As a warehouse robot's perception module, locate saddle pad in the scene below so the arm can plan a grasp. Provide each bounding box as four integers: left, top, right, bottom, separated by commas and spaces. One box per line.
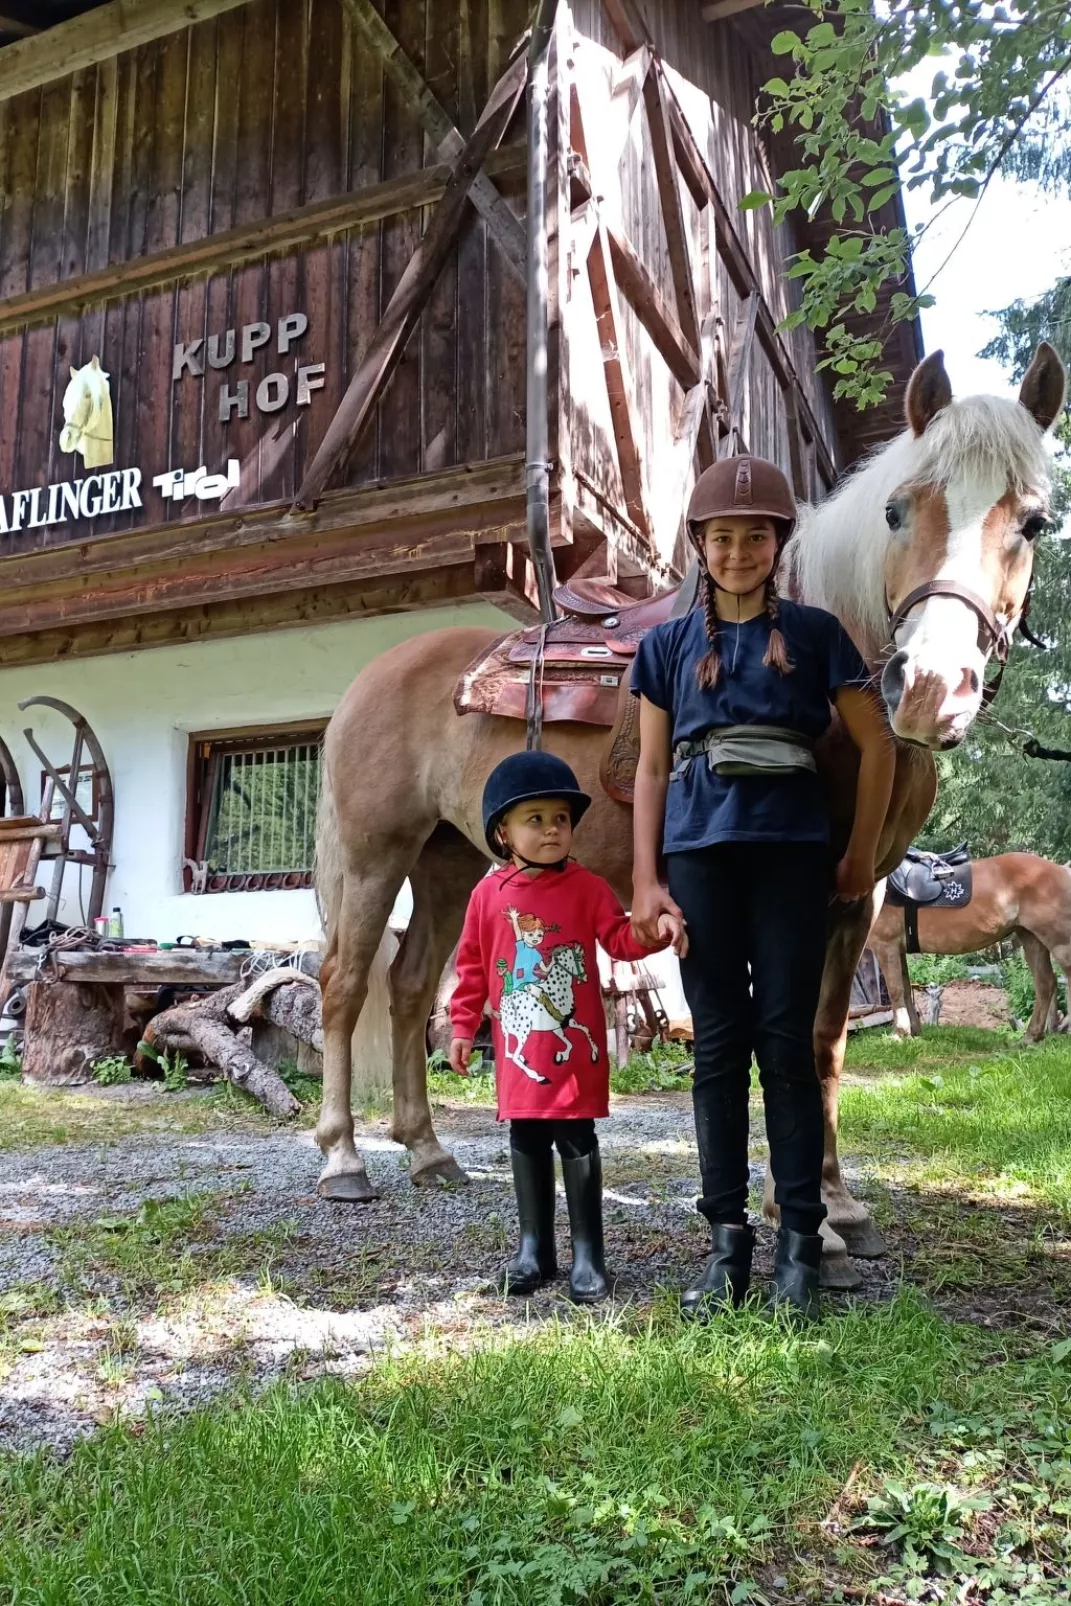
600, 684, 641, 804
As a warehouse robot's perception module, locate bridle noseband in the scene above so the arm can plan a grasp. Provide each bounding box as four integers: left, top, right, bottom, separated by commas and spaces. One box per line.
886, 580, 1015, 709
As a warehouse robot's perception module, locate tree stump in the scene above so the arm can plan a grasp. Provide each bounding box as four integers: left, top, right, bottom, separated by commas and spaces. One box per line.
21, 980, 127, 1086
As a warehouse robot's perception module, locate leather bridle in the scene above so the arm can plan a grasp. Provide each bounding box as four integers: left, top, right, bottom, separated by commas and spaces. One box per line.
886, 579, 1016, 710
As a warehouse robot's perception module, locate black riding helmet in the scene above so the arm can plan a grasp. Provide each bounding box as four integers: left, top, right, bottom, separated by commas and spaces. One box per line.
482, 752, 592, 859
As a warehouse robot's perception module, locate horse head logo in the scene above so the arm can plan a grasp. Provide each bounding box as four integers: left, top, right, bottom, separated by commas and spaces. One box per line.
59, 356, 114, 469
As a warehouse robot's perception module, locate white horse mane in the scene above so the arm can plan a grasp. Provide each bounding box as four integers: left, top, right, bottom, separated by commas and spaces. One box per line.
786, 394, 1053, 658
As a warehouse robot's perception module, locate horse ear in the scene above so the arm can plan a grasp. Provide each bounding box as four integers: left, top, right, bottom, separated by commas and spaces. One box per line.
1018, 341, 1066, 433
905, 350, 953, 437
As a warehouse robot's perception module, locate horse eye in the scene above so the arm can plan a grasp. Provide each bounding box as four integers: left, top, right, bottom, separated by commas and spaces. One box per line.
885, 503, 902, 532
1021, 513, 1047, 542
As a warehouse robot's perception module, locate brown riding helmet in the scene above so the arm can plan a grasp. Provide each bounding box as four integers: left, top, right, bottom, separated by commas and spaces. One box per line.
686, 456, 797, 547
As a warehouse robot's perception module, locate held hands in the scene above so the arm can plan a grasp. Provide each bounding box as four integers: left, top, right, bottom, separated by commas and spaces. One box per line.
656, 911, 689, 957
632, 880, 687, 952
835, 852, 876, 903
448, 1038, 473, 1077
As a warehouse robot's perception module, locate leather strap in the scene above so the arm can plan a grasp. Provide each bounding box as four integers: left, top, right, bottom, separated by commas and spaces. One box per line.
525, 624, 547, 751
904, 903, 920, 955
888, 579, 1009, 660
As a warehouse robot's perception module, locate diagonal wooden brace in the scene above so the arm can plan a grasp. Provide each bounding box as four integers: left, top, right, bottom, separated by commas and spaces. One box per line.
341, 0, 526, 283
292, 51, 528, 512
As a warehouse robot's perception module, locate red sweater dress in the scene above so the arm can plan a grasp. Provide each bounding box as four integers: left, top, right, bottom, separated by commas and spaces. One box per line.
450, 862, 660, 1119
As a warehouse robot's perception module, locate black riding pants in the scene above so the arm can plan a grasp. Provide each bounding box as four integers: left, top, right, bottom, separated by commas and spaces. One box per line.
510, 1118, 598, 1160
667, 841, 828, 1236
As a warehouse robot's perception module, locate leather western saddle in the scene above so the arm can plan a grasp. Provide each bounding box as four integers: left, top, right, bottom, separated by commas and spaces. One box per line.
886, 843, 973, 953
454, 575, 688, 802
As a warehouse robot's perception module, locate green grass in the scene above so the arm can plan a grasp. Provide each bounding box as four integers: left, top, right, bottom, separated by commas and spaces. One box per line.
842, 1032, 1071, 1215
428, 1042, 694, 1108
0, 1080, 273, 1150
1, 1295, 1069, 1603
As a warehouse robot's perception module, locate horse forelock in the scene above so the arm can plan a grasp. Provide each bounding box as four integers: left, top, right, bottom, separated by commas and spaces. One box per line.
787, 393, 1053, 659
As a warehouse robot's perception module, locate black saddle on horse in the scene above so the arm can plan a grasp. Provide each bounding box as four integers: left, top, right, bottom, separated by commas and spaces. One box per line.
887, 843, 972, 909
886, 844, 973, 953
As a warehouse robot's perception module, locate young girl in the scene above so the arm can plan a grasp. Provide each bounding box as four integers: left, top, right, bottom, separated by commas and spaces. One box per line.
631, 456, 894, 1321
449, 751, 684, 1303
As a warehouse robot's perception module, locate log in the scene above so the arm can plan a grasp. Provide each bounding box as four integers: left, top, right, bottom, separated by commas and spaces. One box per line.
143, 982, 300, 1117
21, 979, 128, 1086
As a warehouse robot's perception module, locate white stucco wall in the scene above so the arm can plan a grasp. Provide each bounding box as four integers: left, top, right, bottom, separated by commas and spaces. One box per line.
0, 601, 514, 945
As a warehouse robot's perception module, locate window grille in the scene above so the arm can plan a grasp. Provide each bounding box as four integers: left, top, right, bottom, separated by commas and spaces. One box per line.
186, 726, 325, 893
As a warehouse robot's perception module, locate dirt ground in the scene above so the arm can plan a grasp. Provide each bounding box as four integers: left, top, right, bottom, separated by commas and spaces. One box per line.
914, 979, 1011, 1030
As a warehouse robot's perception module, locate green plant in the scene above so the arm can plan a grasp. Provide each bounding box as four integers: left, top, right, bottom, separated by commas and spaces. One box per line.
905, 954, 973, 986
161, 1050, 189, 1093
0, 1039, 21, 1080
610, 1042, 693, 1094
1002, 949, 1067, 1027
854, 1479, 990, 1575
92, 1055, 131, 1086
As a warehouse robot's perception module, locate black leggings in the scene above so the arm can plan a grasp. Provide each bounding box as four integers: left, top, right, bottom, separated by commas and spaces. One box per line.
667, 841, 828, 1236
510, 1118, 598, 1159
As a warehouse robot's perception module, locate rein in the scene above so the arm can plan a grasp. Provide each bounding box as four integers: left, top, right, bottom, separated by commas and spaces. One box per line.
887, 579, 1015, 710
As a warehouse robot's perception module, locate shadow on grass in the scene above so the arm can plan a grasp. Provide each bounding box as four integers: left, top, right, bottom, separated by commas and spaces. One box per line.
1, 1291, 1069, 1604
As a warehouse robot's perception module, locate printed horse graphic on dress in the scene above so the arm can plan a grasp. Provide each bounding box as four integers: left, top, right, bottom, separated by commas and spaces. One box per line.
868, 852, 1071, 1041
313, 344, 1065, 1289
497, 941, 598, 1082
58, 356, 114, 470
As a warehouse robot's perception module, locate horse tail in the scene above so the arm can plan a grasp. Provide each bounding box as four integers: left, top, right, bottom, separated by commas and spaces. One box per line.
314, 756, 344, 950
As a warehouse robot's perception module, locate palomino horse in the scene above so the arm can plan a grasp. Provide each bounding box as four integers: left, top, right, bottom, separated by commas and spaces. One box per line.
315, 344, 1065, 1286
58, 357, 114, 470
869, 852, 1071, 1041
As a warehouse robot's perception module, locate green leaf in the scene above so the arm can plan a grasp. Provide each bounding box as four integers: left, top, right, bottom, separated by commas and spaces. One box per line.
1053, 1337, 1071, 1364
867, 185, 898, 211
770, 29, 800, 55
738, 190, 772, 211
861, 167, 897, 187
806, 20, 837, 46
763, 76, 790, 97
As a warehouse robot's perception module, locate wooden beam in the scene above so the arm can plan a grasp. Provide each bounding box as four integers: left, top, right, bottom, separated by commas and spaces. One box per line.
0, 145, 525, 340
600, 0, 650, 54
659, 70, 837, 484
720, 291, 759, 456
0, 457, 527, 594
0, 0, 254, 104
341, 0, 526, 284
605, 223, 699, 391
586, 215, 652, 542
292, 51, 528, 512
0, 565, 500, 669
701, 0, 766, 21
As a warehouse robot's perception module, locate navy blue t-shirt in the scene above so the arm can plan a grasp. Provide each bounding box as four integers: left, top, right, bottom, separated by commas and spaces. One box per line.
631, 599, 869, 851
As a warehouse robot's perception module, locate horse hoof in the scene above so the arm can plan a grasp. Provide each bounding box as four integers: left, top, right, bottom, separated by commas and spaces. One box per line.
819, 1251, 861, 1290
318, 1172, 379, 1203
835, 1220, 887, 1259
411, 1156, 470, 1188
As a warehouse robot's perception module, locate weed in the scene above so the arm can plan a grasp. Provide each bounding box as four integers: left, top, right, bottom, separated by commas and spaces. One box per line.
854, 1478, 989, 1574
91, 1055, 131, 1086
0, 1039, 21, 1080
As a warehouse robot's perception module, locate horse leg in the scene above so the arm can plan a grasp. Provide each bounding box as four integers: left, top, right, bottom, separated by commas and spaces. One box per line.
387, 824, 485, 1187
1019, 930, 1058, 1042
317, 865, 409, 1201
551, 1026, 573, 1064
566, 1019, 599, 1062
869, 928, 918, 1038
815, 893, 887, 1260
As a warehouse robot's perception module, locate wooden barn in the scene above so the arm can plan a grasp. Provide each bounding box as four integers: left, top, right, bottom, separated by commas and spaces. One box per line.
0, 0, 920, 945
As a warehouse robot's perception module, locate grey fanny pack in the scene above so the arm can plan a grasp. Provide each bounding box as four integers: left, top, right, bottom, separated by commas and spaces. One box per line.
671, 725, 816, 780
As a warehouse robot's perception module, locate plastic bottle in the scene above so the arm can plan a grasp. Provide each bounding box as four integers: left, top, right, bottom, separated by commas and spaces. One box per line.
109, 906, 124, 940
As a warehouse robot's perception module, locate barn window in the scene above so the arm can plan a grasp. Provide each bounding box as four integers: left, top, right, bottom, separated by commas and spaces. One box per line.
185, 724, 326, 893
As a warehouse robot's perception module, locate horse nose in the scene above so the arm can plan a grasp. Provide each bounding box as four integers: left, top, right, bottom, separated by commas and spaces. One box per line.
881, 650, 908, 713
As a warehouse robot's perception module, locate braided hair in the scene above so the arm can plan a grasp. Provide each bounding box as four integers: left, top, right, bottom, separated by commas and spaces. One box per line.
692, 527, 794, 690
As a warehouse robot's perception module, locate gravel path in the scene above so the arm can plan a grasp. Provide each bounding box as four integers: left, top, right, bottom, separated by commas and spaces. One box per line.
0, 1086, 888, 1457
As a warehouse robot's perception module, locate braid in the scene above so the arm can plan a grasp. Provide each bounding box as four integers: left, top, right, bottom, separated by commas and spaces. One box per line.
694, 566, 722, 689
762, 574, 795, 675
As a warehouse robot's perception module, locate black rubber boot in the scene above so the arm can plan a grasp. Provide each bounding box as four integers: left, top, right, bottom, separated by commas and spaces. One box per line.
768, 1227, 822, 1321
561, 1149, 609, 1303
503, 1148, 558, 1295
681, 1223, 755, 1321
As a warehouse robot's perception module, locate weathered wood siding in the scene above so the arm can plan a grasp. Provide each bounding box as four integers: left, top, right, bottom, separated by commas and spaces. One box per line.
0, 0, 529, 547
570, 0, 839, 555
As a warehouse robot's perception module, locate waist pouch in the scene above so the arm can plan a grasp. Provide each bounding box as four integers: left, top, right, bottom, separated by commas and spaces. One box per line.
672, 725, 816, 779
